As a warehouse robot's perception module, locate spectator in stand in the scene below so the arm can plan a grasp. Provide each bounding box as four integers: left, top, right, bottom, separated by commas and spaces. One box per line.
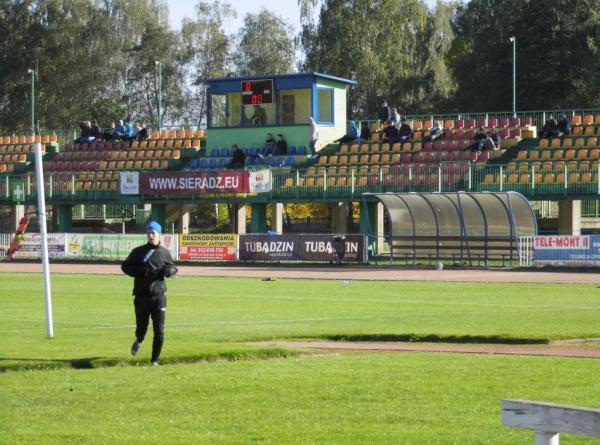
465, 126, 488, 152
75, 121, 93, 143
389, 107, 400, 126
541, 116, 559, 139
490, 128, 501, 149
479, 134, 496, 151
113, 120, 127, 139
308, 116, 319, 158
251, 105, 268, 126
359, 122, 371, 142
379, 100, 391, 124
382, 121, 399, 143
424, 121, 444, 142
396, 117, 413, 143
333, 120, 360, 145
125, 121, 137, 140
274, 134, 288, 156
558, 115, 571, 137
90, 120, 102, 140
136, 122, 148, 141
228, 144, 246, 169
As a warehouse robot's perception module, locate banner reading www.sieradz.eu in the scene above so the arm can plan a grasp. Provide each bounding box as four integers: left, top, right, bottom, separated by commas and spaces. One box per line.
120, 170, 271, 195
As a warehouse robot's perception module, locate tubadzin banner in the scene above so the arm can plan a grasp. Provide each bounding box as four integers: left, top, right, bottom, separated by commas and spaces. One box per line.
534, 235, 600, 266
120, 170, 272, 196
238, 234, 368, 263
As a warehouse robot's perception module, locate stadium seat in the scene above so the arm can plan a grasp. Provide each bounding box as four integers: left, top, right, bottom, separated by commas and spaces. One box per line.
583, 115, 593, 125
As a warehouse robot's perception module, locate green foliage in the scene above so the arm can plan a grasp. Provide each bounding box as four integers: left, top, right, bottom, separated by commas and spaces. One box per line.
180, 1, 236, 127
449, 0, 600, 111
301, 0, 457, 117
232, 9, 296, 76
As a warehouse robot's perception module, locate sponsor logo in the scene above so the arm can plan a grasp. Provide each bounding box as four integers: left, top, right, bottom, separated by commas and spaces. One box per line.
244, 241, 294, 253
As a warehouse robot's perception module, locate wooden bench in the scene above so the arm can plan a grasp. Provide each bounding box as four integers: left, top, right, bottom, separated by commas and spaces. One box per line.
502, 399, 600, 444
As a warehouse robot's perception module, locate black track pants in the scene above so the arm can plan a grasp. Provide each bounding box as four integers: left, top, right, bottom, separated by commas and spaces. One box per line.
134, 294, 166, 362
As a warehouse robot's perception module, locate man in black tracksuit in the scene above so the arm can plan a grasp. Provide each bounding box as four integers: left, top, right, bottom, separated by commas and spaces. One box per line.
121, 221, 177, 365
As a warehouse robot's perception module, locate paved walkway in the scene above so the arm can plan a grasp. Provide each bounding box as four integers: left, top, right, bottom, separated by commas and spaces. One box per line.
266, 341, 600, 359
1, 262, 598, 284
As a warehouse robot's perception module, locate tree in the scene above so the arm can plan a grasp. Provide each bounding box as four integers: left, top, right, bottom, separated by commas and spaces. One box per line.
449, 0, 600, 111
232, 9, 296, 76
180, 1, 235, 127
300, 0, 454, 118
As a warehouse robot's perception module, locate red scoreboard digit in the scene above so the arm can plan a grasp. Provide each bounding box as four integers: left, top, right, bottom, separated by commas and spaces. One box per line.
241, 79, 273, 105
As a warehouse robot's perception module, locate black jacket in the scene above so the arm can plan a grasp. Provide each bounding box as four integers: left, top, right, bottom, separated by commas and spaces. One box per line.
121, 243, 177, 297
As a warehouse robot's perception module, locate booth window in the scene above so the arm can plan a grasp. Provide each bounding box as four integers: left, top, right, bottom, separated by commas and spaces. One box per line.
210, 92, 242, 128
317, 88, 334, 124
277, 89, 311, 125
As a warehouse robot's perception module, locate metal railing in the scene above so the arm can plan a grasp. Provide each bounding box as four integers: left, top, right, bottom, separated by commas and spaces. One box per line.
2, 160, 600, 204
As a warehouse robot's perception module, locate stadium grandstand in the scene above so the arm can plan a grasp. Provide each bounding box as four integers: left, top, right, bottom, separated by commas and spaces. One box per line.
1, 72, 599, 258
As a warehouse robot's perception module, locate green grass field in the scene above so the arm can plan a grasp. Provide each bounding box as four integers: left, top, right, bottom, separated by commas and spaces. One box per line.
2, 272, 600, 444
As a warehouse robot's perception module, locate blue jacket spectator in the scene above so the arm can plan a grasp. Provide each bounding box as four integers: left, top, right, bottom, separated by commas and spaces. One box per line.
334, 120, 360, 145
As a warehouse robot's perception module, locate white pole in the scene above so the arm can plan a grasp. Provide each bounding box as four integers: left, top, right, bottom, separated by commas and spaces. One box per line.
34, 142, 54, 338
535, 431, 559, 445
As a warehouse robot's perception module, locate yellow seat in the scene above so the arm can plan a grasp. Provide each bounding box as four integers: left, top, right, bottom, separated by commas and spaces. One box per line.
506, 174, 519, 184
444, 120, 454, 129
550, 138, 561, 148
402, 142, 412, 152
380, 143, 390, 153
589, 149, 600, 159
564, 149, 576, 160
337, 155, 348, 165
527, 151, 539, 161
574, 137, 586, 148
572, 126, 583, 136
318, 155, 328, 165
348, 155, 359, 164
359, 154, 369, 164
350, 144, 359, 154
360, 143, 370, 154
576, 149, 588, 160
587, 137, 597, 148
568, 173, 580, 184
583, 115, 593, 125
371, 154, 380, 164
517, 151, 528, 161
543, 173, 555, 184
584, 126, 596, 136
340, 144, 349, 154
555, 173, 565, 184
380, 153, 390, 164
551, 150, 564, 160
582, 173, 593, 183
483, 174, 495, 184
327, 155, 338, 165
390, 153, 401, 163
391, 143, 402, 153
539, 138, 549, 149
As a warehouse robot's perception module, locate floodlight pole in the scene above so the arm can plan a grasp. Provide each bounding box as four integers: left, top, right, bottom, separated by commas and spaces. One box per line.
155, 61, 162, 131
509, 37, 516, 117
34, 142, 54, 338
28, 69, 35, 134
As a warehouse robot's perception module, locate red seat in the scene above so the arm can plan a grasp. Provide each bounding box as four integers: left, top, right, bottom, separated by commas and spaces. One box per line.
500, 128, 510, 138
499, 117, 509, 127
435, 140, 446, 151
466, 118, 476, 128
425, 152, 435, 163
455, 119, 465, 129
447, 140, 458, 150
523, 116, 533, 126
454, 129, 465, 140
511, 117, 521, 127
401, 153, 412, 163
423, 141, 433, 151
478, 118, 487, 127
479, 150, 490, 162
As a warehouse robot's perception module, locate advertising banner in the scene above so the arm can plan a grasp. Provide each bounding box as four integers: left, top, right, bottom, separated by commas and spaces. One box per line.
138, 171, 250, 195
249, 169, 272, 193
120, 171, 140, 195
11, 233, 67, 259
67, 234, 178, 260
534, 235, 600, 265
179, 234, 238, 261
239, 234, 367, 263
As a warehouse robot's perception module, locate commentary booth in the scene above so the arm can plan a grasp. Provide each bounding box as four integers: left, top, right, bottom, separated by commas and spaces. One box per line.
205, 73, 356, 152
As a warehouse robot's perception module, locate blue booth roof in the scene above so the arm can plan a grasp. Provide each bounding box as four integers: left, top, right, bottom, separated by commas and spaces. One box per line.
206, 72, 357, 94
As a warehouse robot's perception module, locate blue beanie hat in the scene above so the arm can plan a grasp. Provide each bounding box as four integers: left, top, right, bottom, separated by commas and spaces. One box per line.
145, 221, 162, 234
